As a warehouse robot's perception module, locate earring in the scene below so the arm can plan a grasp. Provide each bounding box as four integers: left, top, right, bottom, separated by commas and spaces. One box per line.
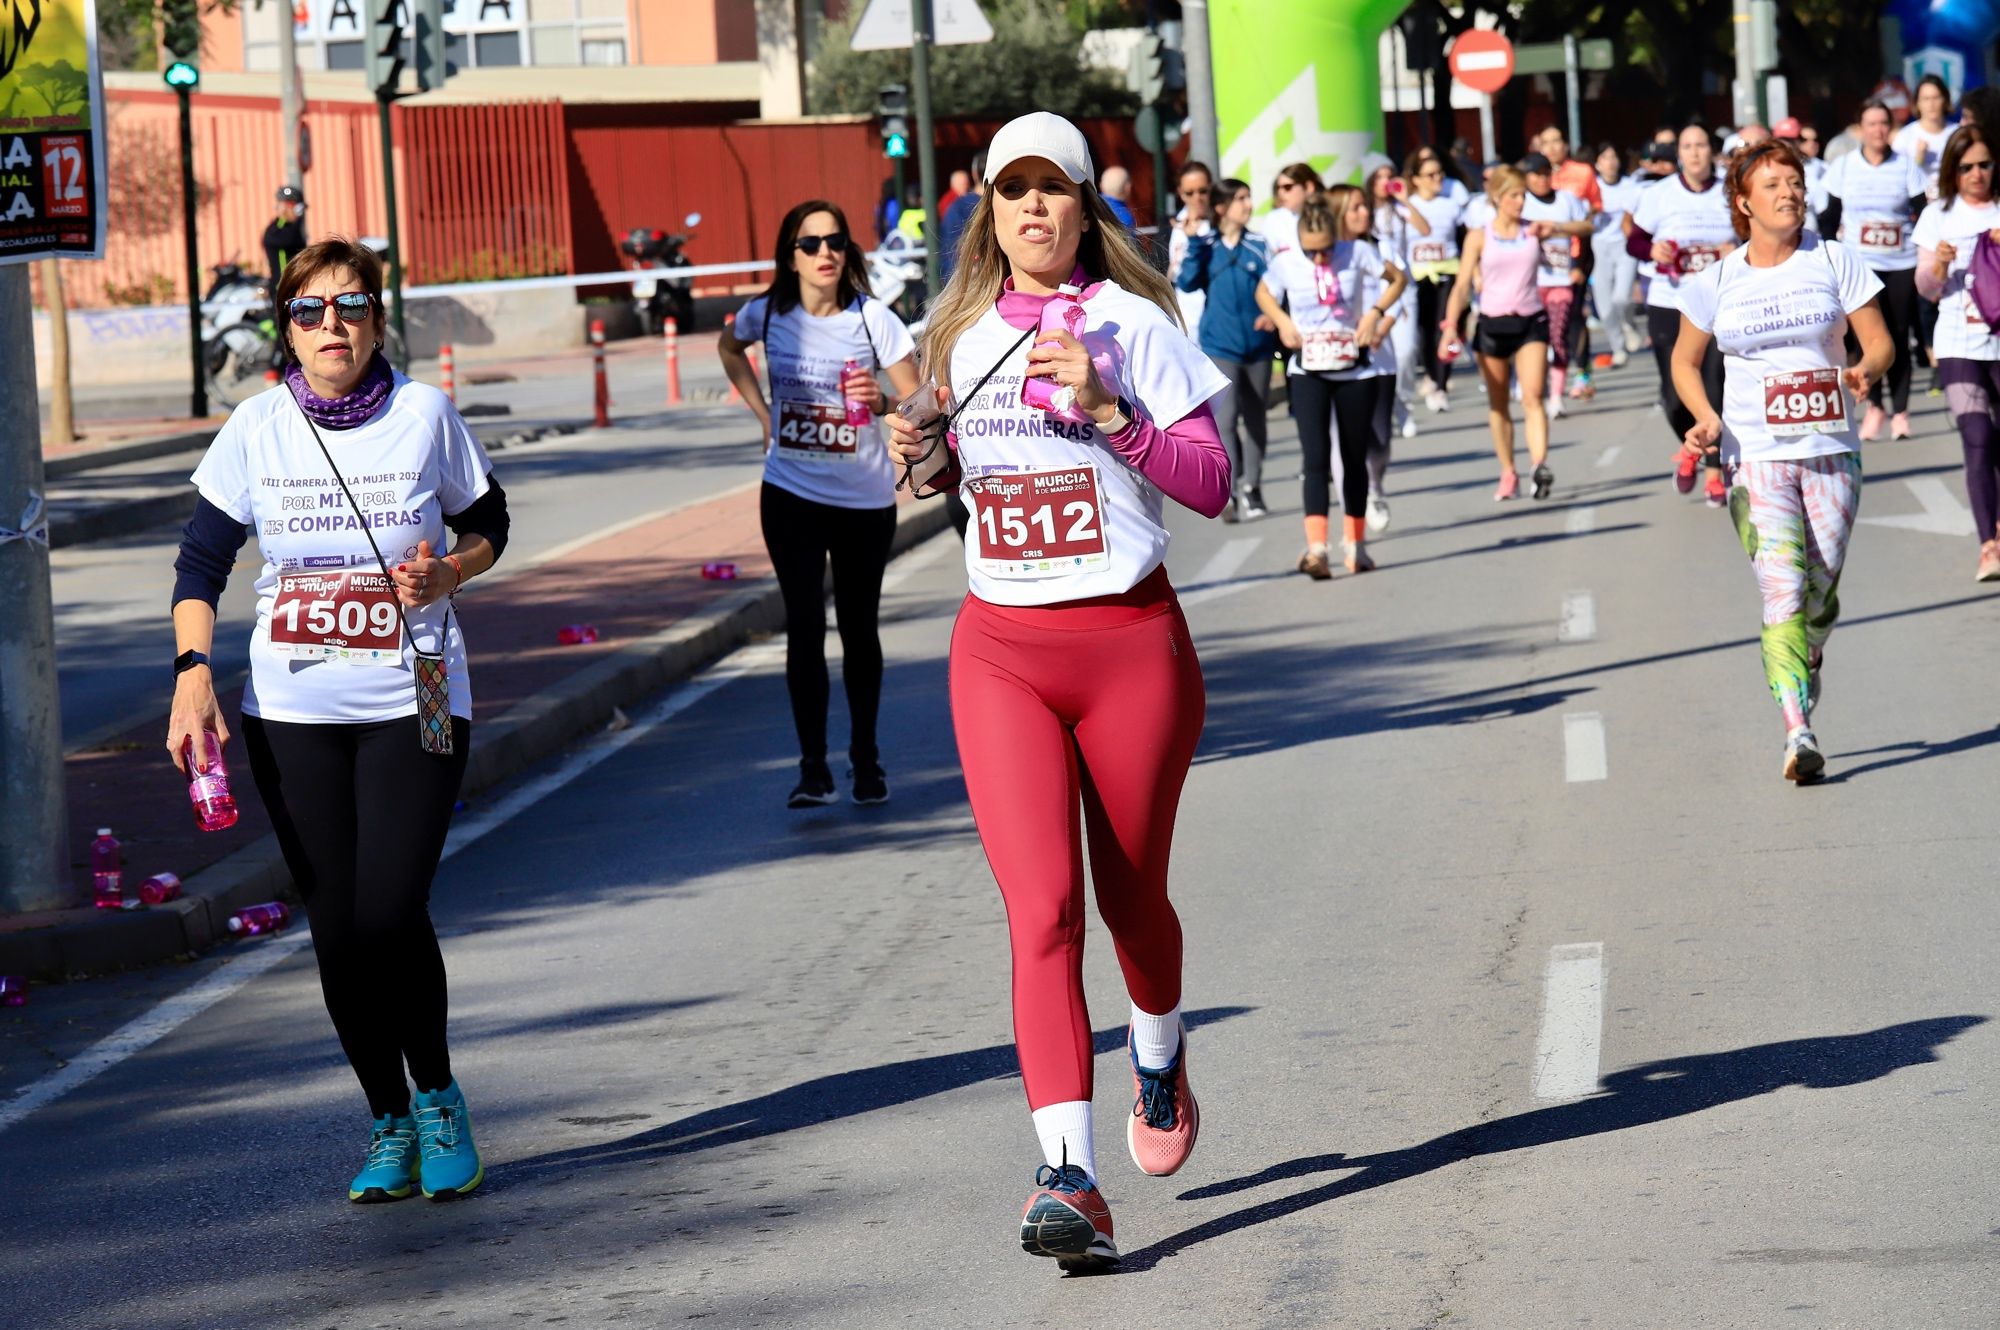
374, 340, 383, 350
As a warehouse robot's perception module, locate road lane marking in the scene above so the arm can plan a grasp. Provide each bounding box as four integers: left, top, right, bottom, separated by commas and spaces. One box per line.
1179, 537, 1263, 608
1563, 712, 1607, 782
1532, 942, 1605, 1099
1565, 505, 1596, 535
1858, 476, 1976, 537
1595, 445, 1622, 469
0, 532, 951, 1137
1558, 590, 1596, 643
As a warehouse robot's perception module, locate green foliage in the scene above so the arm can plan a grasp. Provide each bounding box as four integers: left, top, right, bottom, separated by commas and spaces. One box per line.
0, 61, 88, 118
808, 0, 1138, 120
103, 273, 178, 305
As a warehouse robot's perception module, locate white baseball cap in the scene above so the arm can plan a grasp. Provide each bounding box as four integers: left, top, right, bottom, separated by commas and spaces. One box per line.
983, 112, 1095, 186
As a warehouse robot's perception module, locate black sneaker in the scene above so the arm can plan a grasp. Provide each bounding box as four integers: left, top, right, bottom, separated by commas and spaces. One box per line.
850, 764, 890, 806
1240, 488, 1269, 520
787, 760, 837, 809
1531, 464, 1554, 500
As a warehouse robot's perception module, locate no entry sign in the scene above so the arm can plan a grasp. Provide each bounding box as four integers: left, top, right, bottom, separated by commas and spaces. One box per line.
1449, 30, 1515, 96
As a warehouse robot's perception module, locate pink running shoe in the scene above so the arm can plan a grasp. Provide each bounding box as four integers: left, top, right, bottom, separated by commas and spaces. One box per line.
1858, 403, 1886, 442
1891, 412, 1912, 440
1494, 470, 1520, 501
1127, 1023, 1200, 1177
1020, 1159, 1117, 1270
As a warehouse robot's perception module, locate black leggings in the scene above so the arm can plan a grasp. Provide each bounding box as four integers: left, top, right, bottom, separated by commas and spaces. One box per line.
1292, 372, 1383, 520
1415, 276, 1459, 390
242, 713, 470, 1120
1648, 303, 1724, 446
1863, 266, 1918, 413
1942, 357, 2000, 543
759, 481, 897, 768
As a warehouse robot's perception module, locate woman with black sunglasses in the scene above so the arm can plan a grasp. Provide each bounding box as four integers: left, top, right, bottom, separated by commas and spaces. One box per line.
718, 200, 921, 807
169, 236, 510, 1204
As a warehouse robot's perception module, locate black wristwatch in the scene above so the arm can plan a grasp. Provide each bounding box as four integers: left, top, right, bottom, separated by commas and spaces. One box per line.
174, 649, 210, 677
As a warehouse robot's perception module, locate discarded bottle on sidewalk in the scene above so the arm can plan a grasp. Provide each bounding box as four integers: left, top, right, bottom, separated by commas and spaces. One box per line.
226, 902, 292, 937
139, 872, 183, 905
182, 732, 240, 832
0, 976, 26, 1007
558, 624, 599, 645
842, 359, 872, 426
91, 828, 123, 910
701, 562, 738, 580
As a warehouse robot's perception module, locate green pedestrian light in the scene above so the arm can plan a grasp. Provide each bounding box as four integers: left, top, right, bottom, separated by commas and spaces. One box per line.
885, 132, 909, 159
164, 60, 200, 90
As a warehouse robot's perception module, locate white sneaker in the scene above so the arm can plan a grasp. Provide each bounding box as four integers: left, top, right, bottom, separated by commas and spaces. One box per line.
1547, 395, 1567, 419
1611, 349, 1629, 368
1783, 727, 1825, 784
1366, 493, 1391, 533
1400, 415, 1418, 439
1426, 388, 1448, 413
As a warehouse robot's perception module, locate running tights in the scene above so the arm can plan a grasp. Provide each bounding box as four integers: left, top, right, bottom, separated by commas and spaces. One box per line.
1864, 267, 1918, 414
1291, 372, 1383, 520
1415, 276, 1458, 390
1649, 304, 1724, 443
760, 482, 897, 768
1209, 355, 1272, 493
242, 714, 470, 1119
1728, 455, 1861, 731
1942, 357, 2000, 543
950, 567, 1203, 1110
1544, 286, 1577, 370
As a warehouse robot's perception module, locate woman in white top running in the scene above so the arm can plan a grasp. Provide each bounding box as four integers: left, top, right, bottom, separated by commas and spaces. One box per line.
1914, 124, 2000, 580
1675, 140, 1892, 783
1591, 143, 1645, 365
1258, 161, 1322, 258
1404, 146, 1469, 411
1894, 74, 1960, 199
1369, 157, 1429, 456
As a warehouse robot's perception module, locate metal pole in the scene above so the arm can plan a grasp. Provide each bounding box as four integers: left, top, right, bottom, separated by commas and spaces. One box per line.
910, 0, 941, 300
1479, 92, 1495, 166
0, 267, 71, 913
1731, 0, 1758, 127
179, 87, 207, 420
376, 91, 409, 370
277, 0, 303, 193
1183, 0, 1219, 173
1564, 34, 1582, 147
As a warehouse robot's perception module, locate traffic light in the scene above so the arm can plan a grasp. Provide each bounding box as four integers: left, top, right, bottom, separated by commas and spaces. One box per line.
163, 60, 199, 90
878, 83, 910, 160
1128, 34, 1165, 105
160, 0, 201, 78
364, 0, 404, 98
414, 0, 455, 92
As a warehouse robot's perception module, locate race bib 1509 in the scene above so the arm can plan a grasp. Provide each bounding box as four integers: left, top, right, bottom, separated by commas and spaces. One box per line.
269, 571, 403, 664
967, 466, 1110, 579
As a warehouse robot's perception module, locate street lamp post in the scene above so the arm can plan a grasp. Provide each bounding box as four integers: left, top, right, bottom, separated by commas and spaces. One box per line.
166, 60, 207, 420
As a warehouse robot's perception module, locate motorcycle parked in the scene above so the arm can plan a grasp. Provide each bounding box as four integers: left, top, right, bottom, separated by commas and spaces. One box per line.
622, 212, 701, 335
200, 238, 405, 408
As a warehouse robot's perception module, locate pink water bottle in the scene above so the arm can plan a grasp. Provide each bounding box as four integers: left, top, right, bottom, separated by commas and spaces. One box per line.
226, 902, 292, 936
182, 733, 239, 832
139, 872, 183, 905
1021, 285, 1088, 418
558, 624, 599, 645
0, 976, 25, 1007
91, 828, 122, 910
841, 359, 872, 426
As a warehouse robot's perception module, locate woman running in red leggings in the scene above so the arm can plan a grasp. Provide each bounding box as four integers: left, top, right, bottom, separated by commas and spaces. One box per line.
888, 112, 1229, 1272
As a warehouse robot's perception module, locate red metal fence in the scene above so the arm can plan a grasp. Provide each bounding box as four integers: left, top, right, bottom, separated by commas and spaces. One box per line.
404, 101, 571, 286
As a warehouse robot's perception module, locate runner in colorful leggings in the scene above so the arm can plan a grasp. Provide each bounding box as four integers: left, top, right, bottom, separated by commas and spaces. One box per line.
886, 112, 1229, 1271
1674, 140, 1892, 783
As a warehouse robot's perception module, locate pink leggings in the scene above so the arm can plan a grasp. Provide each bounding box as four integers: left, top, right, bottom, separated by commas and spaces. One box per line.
949, 565, 1205, 1110
1544, 285, 1577, 370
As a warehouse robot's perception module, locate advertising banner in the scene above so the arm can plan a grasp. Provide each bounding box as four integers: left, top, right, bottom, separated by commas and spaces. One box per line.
0, 0, 108, 263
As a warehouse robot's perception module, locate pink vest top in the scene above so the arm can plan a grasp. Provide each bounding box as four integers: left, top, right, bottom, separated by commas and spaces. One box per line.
1480, 220, 1545, 317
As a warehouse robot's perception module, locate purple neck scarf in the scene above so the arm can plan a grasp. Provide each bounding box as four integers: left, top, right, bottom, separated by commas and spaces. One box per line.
286, 353, 394, 429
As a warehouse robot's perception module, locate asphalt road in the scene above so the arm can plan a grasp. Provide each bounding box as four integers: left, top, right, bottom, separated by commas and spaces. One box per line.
5, 364, 1998, 1328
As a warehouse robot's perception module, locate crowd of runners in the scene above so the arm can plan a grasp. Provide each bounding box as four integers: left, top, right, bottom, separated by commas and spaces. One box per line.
162, 83, 2000, 1273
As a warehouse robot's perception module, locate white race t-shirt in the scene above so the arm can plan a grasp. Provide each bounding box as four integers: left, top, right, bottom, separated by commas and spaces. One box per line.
733, 294, 915, 510
1822, 149, 1928, 270
1374, 204, 1420, 315
1678, 233, 1884, 463
947, 281, 1227, 606
1257, 207, 1301, 257
191, 376, 492, 724
1168, 213, 1213, 331
1524, 189, 1590, 287
1892, 120, 1959, 197
1404, 191, 1466, 268
1913, 197, 2000, 361
1630, 173, 1737, 310
1263, 241, 1395, 381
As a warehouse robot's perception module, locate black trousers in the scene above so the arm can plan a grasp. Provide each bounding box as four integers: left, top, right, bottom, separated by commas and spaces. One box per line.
1415, 276, 1459, 390
1648, 303, 1724, 446
1291, 372, 1382, 520
242, 713, 470, 1119
759, 481, 897, 768
1860, 266, 1918, 413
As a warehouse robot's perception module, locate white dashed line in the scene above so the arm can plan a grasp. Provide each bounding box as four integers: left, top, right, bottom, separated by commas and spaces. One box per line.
1565, 505, 1597, 535
1179, 537, 1263, 608
1595, 445, 1622, 469
1558, 591, 1596, 643
1563, 712, 1607, 782
1532, 942, 1606, 1099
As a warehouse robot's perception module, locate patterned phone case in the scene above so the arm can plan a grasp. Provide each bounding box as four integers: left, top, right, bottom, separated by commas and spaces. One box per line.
414, 651, 453, 755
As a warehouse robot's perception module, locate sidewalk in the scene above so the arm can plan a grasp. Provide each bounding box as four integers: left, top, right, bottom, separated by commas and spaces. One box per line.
2, 482, 953, 981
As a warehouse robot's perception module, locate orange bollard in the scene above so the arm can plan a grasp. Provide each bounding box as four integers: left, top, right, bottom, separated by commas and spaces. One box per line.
439, 342, 456, 404
590, 320, 609, 429
724, 313, 741, 404
664, 317, 682, 407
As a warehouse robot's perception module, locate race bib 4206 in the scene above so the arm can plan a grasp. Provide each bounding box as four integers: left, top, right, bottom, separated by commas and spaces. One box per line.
967, 466, 1111, 579
1763, 367, 1849, 438
775, 399, 863, 462
269, 570, 403, 664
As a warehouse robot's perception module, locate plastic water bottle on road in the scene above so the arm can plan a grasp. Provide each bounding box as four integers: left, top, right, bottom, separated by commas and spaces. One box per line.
139, 873, 183, 905
90, 829, 122, 910
182, 733, 239, 832
0, 976, 25, 1006
226, 902, 292, 936
842, 359, 872, 427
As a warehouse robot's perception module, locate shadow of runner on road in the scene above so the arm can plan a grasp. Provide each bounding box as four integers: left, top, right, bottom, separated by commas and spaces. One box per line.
499, 1005, 1255, 1182
1109, 1016, 1985, 1272
1823, 725, 2000, 783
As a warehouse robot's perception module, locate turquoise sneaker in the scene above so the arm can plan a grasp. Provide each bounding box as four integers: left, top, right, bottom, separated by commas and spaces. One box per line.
348, 1113, 420, 1203
412, 1079, 484, 1200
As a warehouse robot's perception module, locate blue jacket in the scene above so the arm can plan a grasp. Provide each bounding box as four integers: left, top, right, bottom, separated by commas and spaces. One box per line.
1176, 230, 1278, 363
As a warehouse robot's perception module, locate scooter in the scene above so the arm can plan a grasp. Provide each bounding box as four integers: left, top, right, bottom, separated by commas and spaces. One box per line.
621, 213, 701, 335
199, 261, 276, 408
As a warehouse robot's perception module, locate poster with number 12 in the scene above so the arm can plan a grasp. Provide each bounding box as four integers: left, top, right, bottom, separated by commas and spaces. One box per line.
0, 0, 108, 263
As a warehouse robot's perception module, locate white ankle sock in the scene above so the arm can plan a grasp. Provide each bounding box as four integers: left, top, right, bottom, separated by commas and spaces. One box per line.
1130, 1002, 1182, 1069
1031, 1100, 1095, 1183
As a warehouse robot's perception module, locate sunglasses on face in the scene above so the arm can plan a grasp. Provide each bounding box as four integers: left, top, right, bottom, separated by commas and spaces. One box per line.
1181, 186, 1211, 197
1961, 160, 1995, 173
286, 292, 374, 331
794, 233, 850, 256
1277, 181, 1305, 193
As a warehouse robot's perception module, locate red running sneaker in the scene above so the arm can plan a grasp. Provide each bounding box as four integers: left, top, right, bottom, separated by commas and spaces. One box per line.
1020, 1160, 1117, 1270
1704, 470, 1727, 509
1674, 449, 1699, 494
1127, 1023, 1200, 1177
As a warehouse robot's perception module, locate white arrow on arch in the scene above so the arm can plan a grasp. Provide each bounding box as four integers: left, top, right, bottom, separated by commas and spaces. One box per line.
1860, 477, 1976, 537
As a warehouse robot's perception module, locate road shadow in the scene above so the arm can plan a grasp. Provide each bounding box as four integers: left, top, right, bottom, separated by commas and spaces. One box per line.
1825, 724, 2000, 782
499, 1005, 1255, 1182
1111, 1016, 1985, 1272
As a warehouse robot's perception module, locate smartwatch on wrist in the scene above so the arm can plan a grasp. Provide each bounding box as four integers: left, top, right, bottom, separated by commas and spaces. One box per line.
174, 649, 210, 677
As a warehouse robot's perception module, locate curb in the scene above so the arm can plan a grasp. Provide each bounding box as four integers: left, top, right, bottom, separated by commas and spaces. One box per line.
43, 428, 221, 480
0, 500, 955, 981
